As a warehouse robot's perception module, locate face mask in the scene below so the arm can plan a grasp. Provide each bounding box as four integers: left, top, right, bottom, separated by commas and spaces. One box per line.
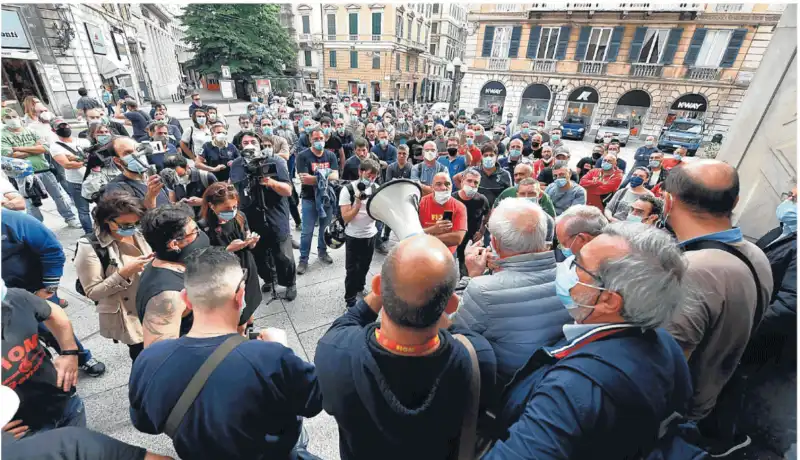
592, 152, 602, 160
337, 127, 345, 135
626, 214, 644, 223
313, 141, 325, 151
55, 127, 72, 138
305, 126, 314, 134
323, 127, 331, 135
196, 117, 207, 125
457, 123, 465, 130
263, 147, 274, 156
434, 190, 450, 205
161, 229, 210, 263
121, 153, 149, 173
249, 110, 256, 116
482, 156, 496, 169
521, 128, 530, 135
282, 120, 290, 127
208, 114, 218, 121
551, 134, 561, 142
423, 150, 438, 162
214, 133, 228, 143
776, 199, 798, 232
537, 126, 544, 132
601, 161, 613, 171
380, 139, 388, 147
645, 141, 654, 147
251, 97, 259, 103
532, 142, 541, 149
463, 185, 477, 198
629, 176, 645, 188
673, 153, 682, 160
262, 126, 273, 136
195, 100, 202, 106
116, 226, 138, 237
5, 119, 21, 129
603, 137, 611, 144
447, 147, 458, 157
466, 138, 474, 146
542, 156, 553, 164
96, 134, 112, 145
555, 256, 603, 323
555, 177, 568, 188
649, 160, 661, 168
359, 177, 373, 187
218, 209, 237, 221
509, 149, 522, 159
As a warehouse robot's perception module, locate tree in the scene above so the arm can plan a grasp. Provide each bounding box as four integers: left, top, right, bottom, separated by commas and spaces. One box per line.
180, 4, 296, 80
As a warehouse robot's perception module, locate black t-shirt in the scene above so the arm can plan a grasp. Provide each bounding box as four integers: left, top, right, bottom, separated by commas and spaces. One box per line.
296, 148, 340, 200
124, 111, 150, 141
104, 175, 170, 207
2, 427, 147, 460
1, 288, 71, 430
230, 155, 292, 237
135, 264, 193, 337
325, 134, 343, 154
452, 191, 490, 239
406, 137, 428, 164
477, 168, 512, 208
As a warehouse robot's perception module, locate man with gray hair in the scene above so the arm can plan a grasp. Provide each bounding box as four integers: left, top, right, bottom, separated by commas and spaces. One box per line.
485, 223, 695, 459
545, 162, 587, 215
457, 198, 571, 386
554, 204, 608, 261
411, 141, 448, 195
130, 246, 323, 459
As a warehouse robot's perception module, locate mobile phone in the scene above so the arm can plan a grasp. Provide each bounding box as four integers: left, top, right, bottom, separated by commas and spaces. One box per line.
443, 210, 453, 221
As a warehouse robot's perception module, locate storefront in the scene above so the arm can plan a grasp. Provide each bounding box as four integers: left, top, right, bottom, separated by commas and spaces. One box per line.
664, 93, 707, 127
518, 83, 550, 125
613, 89, 651, 137
1, 9, 49, 114
478, 81, 507, 114
564, 86, 599, 126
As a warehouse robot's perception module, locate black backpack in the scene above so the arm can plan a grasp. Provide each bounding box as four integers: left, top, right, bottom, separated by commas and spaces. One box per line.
73, 233, 112, 304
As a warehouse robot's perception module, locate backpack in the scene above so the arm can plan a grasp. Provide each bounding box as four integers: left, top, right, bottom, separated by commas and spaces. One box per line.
73, 233, 112, 303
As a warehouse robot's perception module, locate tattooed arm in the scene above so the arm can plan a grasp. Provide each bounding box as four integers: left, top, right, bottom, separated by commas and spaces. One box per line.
142, 291, 185, 348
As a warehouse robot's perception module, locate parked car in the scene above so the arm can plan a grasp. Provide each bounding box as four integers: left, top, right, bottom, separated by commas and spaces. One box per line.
658, 118, 704, 155
594, 119, 631, 145
561, 116, 588, 140
473, 108, 497, 130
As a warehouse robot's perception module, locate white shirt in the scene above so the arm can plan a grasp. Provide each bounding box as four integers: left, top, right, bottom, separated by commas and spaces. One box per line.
648, 169, 662, 187
339, 180, 377, 239
50, 138, 90, 184
0, 171, 17, 195
181, 125, 211, 158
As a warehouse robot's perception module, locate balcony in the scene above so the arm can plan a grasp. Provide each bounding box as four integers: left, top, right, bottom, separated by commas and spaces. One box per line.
630, 63, 664, 78
488, 58, 509, 71
528, 2, 701, 12
327, 34, 336, 41
531, 59, 556, 73
372, 34, 381, 41
298, 33, 311, 42
580, 61, 606, 75
349, 34, 358, 41
685, 67, 721, 81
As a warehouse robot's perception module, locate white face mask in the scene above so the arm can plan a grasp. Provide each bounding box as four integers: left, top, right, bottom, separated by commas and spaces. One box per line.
423, 150, 437, 162
5, 118, 21, 129
434, 190, 451, 205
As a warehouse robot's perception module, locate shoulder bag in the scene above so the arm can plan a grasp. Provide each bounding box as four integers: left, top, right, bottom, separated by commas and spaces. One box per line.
454, 334, 481, 460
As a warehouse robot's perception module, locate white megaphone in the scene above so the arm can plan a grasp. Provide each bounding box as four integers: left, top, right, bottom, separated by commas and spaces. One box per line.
367, 178, 423, 241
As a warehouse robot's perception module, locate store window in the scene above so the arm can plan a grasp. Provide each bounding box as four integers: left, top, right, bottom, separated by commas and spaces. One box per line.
518, 84, 550, 125
564, 86, 599, 126
613, 90, 651, 136
372, 52, 381, 69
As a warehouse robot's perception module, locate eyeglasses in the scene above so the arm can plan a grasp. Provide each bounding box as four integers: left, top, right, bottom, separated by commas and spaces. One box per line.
177, 228, 200, 241
570, 256, 603, 286
112, 219, 140, 230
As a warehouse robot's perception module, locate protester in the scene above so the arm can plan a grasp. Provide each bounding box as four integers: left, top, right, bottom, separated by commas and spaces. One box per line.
188, 92, 203, 117
180, 107, 212, 160
103, 137, 170, 209
386, 144, 412, 181
342, 137, 380, 181
545, 163, 587, 216
194, 122, 238, 182
21, 95, 43, 125
438, 136, 469, 179
314, 235, 497, 459
411, 141, 448, 195
371, 128, 397, 180
320, 117, 345, 172
74, 192, 151, 362
114, 99, 151, 142
153, 103, 183, 136
48, 116, 93, 233
452, 168, 490, 275
576, 145, 604, 179
663, 160, 773, 456
554, 204, 608, 261
130, 247, 323, 460
498, 138, 523, 178
626, 194, 664, 225
531, 144, 554, 178
604, 167, 655, 222
75, 87, 102, 119
661, 146, 686, 169
419, 172, 467, 254
455, 143, 511, 212
461, 129, 482, 167
78, 108, 127, 139
580, 153, 624, 211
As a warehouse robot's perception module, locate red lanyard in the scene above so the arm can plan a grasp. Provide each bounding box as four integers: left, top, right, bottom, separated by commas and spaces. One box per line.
375, 328, 440, 356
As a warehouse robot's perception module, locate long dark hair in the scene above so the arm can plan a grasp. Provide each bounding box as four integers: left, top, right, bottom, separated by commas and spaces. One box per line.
200, 182, 244, 228
93, 191, 146, 235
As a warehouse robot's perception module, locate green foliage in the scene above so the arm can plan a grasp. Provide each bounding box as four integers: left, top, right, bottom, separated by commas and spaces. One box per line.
179, 4, 296, 79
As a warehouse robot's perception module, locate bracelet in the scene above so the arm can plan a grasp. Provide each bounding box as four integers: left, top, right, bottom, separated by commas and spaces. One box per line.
59, 350, 82, 356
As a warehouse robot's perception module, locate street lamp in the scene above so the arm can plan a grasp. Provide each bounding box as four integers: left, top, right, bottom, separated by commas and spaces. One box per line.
546, 79, 567, 123
447, 57, 464, 113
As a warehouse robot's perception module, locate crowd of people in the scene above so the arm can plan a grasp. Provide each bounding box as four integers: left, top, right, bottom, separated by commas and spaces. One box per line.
0, 90, 796, 460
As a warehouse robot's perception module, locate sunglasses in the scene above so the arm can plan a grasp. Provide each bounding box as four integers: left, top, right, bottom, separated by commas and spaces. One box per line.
112, 219, 140, 231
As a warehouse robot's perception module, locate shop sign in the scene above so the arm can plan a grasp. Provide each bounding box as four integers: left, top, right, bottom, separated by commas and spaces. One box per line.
42, 64, 66, 92
255, 79, 271, 93
85, 23, 107, 55
671, 93, 707, 112
2, 9, 31, 49
220, 80, 235, 99
568, 86, 599, 104
481, 81, 507, 97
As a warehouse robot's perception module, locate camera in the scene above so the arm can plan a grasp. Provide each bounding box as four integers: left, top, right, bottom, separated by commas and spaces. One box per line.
356, 181, 368, 201
243, 155, 278, 180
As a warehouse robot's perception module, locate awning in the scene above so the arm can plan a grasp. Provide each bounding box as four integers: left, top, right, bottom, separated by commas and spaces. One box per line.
95, 54, 130, 79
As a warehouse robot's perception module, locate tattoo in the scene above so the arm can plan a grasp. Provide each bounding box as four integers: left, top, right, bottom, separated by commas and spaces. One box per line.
142, 291, 184, 347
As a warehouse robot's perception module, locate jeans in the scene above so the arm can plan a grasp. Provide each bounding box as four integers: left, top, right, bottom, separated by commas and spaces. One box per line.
299, 199, 332, 262
26, 171, 76, 223
105, 103, 115, 116
66, 182, 92, 233
25, 394, 86, 437
344, 235, 375, 305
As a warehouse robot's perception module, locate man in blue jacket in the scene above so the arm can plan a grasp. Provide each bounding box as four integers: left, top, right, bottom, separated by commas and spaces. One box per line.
1, 208, 106, 377
315, 235, 497, 460
485, 223, 697, 459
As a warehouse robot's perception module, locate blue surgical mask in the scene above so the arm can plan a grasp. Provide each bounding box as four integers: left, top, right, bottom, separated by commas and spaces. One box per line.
263, 147, 274, 156
776, 199, 797, 233
482, 156, 496, 169
282, 120, 290, 127
521, 128, 530, 135
551, 134, 561, 142
649, 160, 661, 168
555, 256, 604, 322
555, 177, 568, 188
626, 214, 644, 223
122, 154, 149, 173
673, 153, 682, 161
629, 176, 645, 188
116, 226, 138, 237
466, 138, 474, 146
262, 126, 273, 136
196, 117, 207, 125
218, 209, 237, 221
509, 149, 522, 158
380, 139, 388, 147
305, 126, 314, 134
251, 97, 259, 103
601, 161, 613, 171
457, 123, 465, 130
359, 178, 373, 187
323, 127, 331, 135
313, 141, 325, 151
96, 134, 112, 145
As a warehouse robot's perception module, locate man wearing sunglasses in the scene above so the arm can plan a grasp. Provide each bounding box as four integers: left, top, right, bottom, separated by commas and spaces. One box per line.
485, 223, 693, 459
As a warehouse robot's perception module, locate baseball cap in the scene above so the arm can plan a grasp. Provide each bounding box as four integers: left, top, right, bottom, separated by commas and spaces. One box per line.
50, 116, 68, 129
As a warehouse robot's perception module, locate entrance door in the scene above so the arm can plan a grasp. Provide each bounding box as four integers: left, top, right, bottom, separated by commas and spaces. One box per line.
2, 58, 49, 108
371, 82, 381, 102
348, 81, 358, 96
412, 82, 417, 103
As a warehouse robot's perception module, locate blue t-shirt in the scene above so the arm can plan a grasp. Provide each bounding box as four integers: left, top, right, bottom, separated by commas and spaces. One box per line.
438, 155, 468, 179
124, 111, 150, 141
129, 333, 323, 460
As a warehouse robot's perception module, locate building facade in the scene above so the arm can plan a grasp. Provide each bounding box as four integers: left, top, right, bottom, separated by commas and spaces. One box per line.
427, 3, 468, 102
458, 3, 785, 141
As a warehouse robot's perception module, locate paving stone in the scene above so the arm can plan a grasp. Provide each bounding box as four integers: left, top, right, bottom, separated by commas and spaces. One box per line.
252, 311, 308, 362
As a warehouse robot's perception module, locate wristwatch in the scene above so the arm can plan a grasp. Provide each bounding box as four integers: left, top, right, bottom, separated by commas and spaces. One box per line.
59, 350, 81, 356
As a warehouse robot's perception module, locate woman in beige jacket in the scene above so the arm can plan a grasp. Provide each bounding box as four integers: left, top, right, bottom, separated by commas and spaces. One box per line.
75, 191, 153, 362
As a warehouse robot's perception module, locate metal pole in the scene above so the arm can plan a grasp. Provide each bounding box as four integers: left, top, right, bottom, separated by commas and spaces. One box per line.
447, 66, 460, 113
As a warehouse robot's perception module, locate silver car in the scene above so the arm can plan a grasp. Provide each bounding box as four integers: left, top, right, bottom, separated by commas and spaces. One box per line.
594, 119, 631, 146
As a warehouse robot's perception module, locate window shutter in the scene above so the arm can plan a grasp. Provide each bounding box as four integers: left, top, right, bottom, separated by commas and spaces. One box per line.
555, 26, 571, 60
720, 28, 747, 68
574, 26, 591, 61
351, 50, 358, 68
684, 28, 707, 66
372, 12, 381, 35
330, 51, 337, 68
482, 26, 495, 57
349, 13, 358, 35
661, 28, 683, 64
605, 26, 625, 62
508, 26, 522, 58
628, 27, 647, 62
526, 26, 541, 59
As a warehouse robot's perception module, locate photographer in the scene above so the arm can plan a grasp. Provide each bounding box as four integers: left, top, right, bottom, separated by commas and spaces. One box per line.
144, 121, 179, 170
230, 132, 297, 300
48, 117, 93, 234
103, 137, 171, 209
161, 154, 216, 217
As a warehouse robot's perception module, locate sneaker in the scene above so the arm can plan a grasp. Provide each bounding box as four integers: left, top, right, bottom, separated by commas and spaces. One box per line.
58, 298, 69, 308
292, 238, 300, 250
283, 286, 297, 301
67, 219, 82, 229
375, 242, 388, 255
261, 283, 272, 293
79, 358, 106, 377
706, 435, 752, 458
296, 261, 308, 274
318, 252, 333, 264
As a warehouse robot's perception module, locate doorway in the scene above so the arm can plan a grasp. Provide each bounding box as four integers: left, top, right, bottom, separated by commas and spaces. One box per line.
2, 58, 49, 115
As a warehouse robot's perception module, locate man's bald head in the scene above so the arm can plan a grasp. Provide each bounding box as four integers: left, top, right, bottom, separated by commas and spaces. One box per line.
488, 198, 548, 256
380, 235, 459, 328
664, 159, 739, 217
514, 163, 533, 183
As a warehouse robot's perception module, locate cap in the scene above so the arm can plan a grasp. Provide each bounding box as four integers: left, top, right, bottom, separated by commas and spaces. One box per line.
50, 116, 68, 129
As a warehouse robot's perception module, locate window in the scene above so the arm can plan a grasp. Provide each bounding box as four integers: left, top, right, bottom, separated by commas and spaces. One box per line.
349, 13, 358, 39
329, 80, 338, 90
696, 30, 733, 67
396, 15, 403, 38
584, 27, 613, 61
406, 55, 410, 71
350, 50, 359, 68
396, 53, 400, 70
407, 18, 412, 39
416, 22, 421, 43
429, 43, 437, 54
638, 29, 669, 64
301, 16, 310, 34
491, 26, 513, 58
431, 22, 438, 34
536, 27, 561, 60
496, 4, 519, 12
327, 14, 336, 40
372, 12, 382, 38
373, 52, 381, 69
330, 50, 337, 68
414, 57, 418, 72
304, 50, 312, 67
423, 60, 427, 73
433, 3, 439, 14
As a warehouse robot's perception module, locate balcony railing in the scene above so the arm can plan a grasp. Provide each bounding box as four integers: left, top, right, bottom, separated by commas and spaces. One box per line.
580, 61, 606, 75
327, 34, 336, 41
298, 33, 311, 42
349, 34, 358, 41
531, 59, 557, 72
529, 2, 700, 11
630, 63, 664, 78
372, 34, 381, 41
488, 58, 510, 71
685, 67, 721, 81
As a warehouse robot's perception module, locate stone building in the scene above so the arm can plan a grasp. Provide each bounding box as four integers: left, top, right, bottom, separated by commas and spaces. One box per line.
426, 4, 468, 102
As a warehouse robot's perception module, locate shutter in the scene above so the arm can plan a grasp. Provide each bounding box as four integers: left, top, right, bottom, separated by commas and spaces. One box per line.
720, 28, 747, 68
508, 26, 522, 58
351, 50, 358, 68
328, 14, 336, 36
349, 13, 358, 35
574, 26, 592, 61
661, 28, 683, 64
684, 27, 707, 66
555, 26, 571, 60
372, 12, 381, 35
628, 27, 647, 62
526, 26, 541, 59
330, 50, 336, 68
605, 26, 625, 62
482, 26, 495, 57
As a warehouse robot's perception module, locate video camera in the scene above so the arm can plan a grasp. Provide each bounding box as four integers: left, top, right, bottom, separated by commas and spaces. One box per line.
243, 155, 278, 181
356, 181, 368, 201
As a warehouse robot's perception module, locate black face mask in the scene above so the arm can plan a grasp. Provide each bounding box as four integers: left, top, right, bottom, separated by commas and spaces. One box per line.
447, 147, 458, 156
159, 230, 210, 263
55, 127, 72, 138
592, 152, 602, 160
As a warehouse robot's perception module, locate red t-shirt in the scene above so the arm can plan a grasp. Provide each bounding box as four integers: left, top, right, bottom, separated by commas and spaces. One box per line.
418, 194, 468, 254
460, 146, 482, 167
